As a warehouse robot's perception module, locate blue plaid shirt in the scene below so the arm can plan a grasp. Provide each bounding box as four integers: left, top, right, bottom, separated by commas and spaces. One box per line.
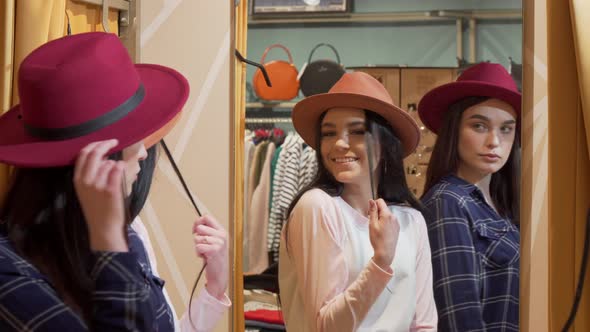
422, 175, 519, 332
0, 226, 174, 331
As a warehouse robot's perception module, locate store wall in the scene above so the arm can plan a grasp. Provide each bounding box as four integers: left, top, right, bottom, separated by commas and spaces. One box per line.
139, 1, 231, 331
245, 0, 522, 91
248, 21, 521, 66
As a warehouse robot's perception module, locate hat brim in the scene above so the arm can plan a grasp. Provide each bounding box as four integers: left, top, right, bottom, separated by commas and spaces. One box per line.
0, 64, 189, 167
418, 80, 522, 133
292, 92, 420, 157
143, 111, 182, 149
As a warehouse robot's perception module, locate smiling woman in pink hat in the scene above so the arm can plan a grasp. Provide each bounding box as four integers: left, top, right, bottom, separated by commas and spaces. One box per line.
0, 32, 229, 331
279, 71, 437, 332
418, 62, 521, 331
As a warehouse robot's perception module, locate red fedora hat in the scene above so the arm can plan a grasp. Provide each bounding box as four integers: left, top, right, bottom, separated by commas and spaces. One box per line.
0, 32, 189, 167
292, 71, 420, 157
418, 62, 521, 133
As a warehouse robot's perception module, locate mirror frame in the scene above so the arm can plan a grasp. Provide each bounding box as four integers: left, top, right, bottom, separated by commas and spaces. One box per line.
230, 2, 537, 332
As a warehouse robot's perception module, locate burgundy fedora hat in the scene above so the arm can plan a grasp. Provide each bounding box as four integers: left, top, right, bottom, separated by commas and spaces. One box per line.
292, 71, 420, 157
418, 62, 521, 133
0, 32, 189, 167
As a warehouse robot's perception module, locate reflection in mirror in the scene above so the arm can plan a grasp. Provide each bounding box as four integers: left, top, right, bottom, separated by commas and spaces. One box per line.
236, 1, 522, 331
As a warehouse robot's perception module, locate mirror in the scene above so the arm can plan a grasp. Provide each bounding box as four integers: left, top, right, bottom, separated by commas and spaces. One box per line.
234, 1, 522, 331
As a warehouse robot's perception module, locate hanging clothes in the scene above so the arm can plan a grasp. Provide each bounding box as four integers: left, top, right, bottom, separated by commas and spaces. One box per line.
268, 145, 283, 208
299, 145, 317, 191
245, 131, 269, 272
267, 134, 317, 263
243, 133, 256, 270
247, 142, 276, 274
244, 130, 318, 271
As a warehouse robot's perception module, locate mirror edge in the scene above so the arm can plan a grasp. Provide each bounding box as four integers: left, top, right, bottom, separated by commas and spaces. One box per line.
231, 0, 248, 331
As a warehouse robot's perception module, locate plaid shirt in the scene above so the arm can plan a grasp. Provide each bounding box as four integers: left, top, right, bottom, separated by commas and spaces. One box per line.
422, 175, 519, 332
0, 226, 174, 331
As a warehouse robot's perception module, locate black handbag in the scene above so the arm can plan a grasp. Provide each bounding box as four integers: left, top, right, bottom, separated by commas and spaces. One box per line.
299, 43, 346, 96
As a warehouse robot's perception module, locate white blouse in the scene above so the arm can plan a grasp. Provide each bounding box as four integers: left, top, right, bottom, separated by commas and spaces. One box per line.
279, 189, 437, 332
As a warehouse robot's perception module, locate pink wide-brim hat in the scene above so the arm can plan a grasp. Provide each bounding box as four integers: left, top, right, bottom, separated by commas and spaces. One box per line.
418, 62, 521, 133
0, 32, 189, 167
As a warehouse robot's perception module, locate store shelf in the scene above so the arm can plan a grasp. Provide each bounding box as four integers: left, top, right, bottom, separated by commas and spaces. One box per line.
248, 10, 521, 26
245, 117, 292, 123
246, 102, 297, 108
249, 11, 450, 25
446, 10, 522, 20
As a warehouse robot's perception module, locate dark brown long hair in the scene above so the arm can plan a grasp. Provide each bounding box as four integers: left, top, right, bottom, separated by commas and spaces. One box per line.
422, 96, 521, 223
0, 141, 214, 328
0, 146, 157, 323
1, 165, 96, 321
284, 110, 425, 248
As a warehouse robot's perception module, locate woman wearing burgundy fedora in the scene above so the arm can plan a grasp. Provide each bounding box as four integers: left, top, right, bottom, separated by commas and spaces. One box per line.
418, 62, 521, 331
0, 33, 230, 331
278, 72, 437, 331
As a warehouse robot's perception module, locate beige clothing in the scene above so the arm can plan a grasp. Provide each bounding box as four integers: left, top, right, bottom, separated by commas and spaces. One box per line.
246, 142, 276, 274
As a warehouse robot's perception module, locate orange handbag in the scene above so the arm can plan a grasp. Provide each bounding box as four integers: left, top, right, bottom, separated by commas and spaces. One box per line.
253, 44, 299, 101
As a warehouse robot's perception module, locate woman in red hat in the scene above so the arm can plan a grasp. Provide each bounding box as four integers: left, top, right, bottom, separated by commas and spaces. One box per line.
279, 72, 437, 331
0, 32, 229, 331
418, 62, 521, 331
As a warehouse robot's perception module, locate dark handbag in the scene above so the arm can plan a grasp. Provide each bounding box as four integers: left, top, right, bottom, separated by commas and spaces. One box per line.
299, 43, 346, 96
252, 44, 299, 101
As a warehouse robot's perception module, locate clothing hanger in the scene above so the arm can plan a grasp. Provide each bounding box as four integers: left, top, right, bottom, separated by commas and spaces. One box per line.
235, 49, 272, 87
65, 9, 72, 35
101, 0, 110, 33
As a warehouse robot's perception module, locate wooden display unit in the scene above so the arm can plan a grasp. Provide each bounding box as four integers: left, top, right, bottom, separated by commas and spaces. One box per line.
350, 66, 458, 196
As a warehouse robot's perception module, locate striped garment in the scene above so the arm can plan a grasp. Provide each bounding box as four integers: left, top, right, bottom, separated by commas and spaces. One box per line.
421, 175, 520, 332
299, 146, 318, 193
268, 134, 301, 261
267, 135, 317, 263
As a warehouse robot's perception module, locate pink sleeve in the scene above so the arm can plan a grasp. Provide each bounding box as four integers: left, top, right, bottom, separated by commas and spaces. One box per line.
410, 210, 438, 331
179, 287, 231, 332
287, 190, 393, 332
131, 218, 231, 332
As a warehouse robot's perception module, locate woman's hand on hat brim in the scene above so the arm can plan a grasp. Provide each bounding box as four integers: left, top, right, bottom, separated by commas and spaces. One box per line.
74, 139, 128, 252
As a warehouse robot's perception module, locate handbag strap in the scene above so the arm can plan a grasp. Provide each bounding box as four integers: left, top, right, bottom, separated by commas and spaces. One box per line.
260, 44, 294, 65
308, 43, 341, 64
